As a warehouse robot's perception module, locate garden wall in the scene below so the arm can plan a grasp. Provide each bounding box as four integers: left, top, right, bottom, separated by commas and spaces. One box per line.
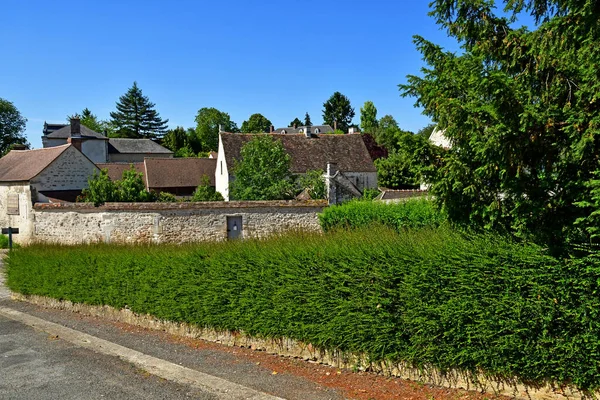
30, 200, 325, 245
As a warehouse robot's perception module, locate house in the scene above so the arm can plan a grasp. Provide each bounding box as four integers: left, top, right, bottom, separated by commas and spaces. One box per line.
273, 125, 334, 134
107, 138, 173, 163
97, 158, 217, 197
42, 118, 173, 163
216, 130, 378, 202
0, 144, 99, 238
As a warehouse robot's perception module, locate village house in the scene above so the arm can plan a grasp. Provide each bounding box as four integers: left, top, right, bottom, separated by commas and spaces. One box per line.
42, 118, 173, 163
0, 144, 99, 238
215, 129, 378, 202
97, 157, 217, 197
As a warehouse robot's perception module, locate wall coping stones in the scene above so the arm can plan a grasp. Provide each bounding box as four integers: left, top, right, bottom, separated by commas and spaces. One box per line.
34, 200, 328, 212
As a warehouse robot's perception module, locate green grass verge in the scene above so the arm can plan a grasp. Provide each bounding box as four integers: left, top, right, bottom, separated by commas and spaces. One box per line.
6, 227, 600, 390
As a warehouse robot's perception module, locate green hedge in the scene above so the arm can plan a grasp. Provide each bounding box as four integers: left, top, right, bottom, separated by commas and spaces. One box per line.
6, 228, 600, 390
318, 198, 446, 232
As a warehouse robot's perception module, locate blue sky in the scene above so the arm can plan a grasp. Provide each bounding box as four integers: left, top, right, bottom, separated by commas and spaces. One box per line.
2, 0, 468, 149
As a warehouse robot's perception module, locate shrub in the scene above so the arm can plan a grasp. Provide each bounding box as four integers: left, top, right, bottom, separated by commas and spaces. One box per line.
156, 191, 178, 202
9, 228, 600, 390
297, 170, 326, 200
319, 198, 445, 232
192, 176, 224, 201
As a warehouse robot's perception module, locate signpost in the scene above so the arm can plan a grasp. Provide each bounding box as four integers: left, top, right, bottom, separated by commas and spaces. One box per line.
1, 227, 19, 250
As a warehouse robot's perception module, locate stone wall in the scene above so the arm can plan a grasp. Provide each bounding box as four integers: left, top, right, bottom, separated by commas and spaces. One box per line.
31, 146, 99, 192
0, 183, 34, 240
31, 200, 326, 245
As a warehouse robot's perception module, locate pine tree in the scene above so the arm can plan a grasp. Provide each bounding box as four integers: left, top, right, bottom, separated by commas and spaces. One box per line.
304, 112, 312, 127
110, 82, 169, 139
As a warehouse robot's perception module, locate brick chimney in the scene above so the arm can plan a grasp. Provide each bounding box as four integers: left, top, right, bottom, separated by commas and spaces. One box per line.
333, 120, 338, 131
270, 125, 274, 133
70, 117, 81, 136
67, 137, 83, 152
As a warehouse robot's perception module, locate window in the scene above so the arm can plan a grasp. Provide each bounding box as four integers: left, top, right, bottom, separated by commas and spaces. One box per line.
314, 128, 320, 134
220, 161, 223, 175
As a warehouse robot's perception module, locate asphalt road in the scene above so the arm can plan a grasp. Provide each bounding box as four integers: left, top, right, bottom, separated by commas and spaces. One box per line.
0, 313, 217, 400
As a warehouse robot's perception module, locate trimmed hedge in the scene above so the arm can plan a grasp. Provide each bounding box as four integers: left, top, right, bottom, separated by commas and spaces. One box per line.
6, 228, 600, 390
318, 198, 446, 232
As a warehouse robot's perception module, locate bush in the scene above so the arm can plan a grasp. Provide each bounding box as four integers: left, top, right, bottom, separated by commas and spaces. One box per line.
8, 228, 600, 390
319, 198, 446, 232
192, 176, 224, 201
156, 191, 178, 202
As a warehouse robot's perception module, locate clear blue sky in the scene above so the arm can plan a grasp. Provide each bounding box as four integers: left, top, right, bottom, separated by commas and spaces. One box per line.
2, 0, 465, 149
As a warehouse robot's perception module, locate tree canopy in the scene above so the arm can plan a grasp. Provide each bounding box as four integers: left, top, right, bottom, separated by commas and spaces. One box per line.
0, 98, 28, 156
194, 108, 237, 152
400, 0, 600, 244
304, 112, 312, 127
229, 135, 295, 200
322, 92, 355, 133
360, 101, 378, 133
68, 108, 111, 135
110, 82, 169, 139
241, 113, 272, 133
289, 117, 303, 128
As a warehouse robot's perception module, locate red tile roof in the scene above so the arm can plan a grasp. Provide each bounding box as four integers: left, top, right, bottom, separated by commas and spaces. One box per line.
0, 145, 71, 182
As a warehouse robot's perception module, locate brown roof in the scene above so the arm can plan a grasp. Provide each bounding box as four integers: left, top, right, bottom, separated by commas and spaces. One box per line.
144, 158, 216, 188
220, 133, 377, 173
0, 145, 71, 182
96, 163, 145, 182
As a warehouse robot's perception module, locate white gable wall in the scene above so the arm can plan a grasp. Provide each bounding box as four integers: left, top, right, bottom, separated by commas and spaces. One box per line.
81, 139, 108, 163
215, 136, 230, 200
0, 182, 34, 243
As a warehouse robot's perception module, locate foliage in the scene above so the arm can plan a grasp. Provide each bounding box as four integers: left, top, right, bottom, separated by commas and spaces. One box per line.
109, 81, 168, 139
304, 112, 312, 127
13, 227, 600, 389
0, 98, 28, 156
362, 188, 380, 201
298, 170, 326, 200
374, 115, 401, 150
360, 101, 378, 133
194, 107, 238, 152
322, 92, 355, 133
0, 234, 19, 249
400, 0, 600, 244
319, 198, 445, 232
331, 129, 345, 135
80, 166, 155, 206
240, 113, 272, 133
416, 123, 436, 139
192, 176, 224, 201
162, 126, 189, 153
80, 169, 118, 206
375, 152, 420, 189
67, 108, 112, 135
156, 191, 178, 202
229, 135, 295, 200
289, 117, 302, 128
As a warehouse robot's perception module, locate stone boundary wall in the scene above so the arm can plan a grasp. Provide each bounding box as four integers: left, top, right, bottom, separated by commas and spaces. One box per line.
30, 200, 326, 245
12, 293, 591, 400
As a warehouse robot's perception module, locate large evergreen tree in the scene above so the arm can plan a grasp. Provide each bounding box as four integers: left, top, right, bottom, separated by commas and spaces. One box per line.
304, 112, 312, 127
110, 82, 169, 139
401, 0, 600, 244
0, 98, 28, 156
322, 92, 355, 133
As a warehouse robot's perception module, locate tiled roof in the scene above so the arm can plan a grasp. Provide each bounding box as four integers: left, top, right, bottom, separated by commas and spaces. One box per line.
0, 145, 71, 182
96, 158, 216, 188
273, 125, 334, 134
144, 158, 216, 188
46, 125, 108, 139
220, 133, 377, 173
96, 163, 145, 181
108, 139, 173, 154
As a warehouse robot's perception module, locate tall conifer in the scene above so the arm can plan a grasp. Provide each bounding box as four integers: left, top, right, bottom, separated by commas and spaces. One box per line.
110, 82, 168, 139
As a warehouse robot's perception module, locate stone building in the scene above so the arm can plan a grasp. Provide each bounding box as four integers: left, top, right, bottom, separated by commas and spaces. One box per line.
216, 130, 378, 202
42, 118, 173, 163
0, 144, 99, 238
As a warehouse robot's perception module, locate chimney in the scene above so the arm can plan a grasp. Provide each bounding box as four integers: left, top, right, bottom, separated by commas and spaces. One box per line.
270, 125, 274, 133
326, 162, 338, 205
304, 126, 311, 138
218, 124, 223, 133
327, 162, 338, 176
348, 127, 356, 134
333, 120, 337, 131
293, 124, 297, 129
70, 117, 81, 136
67, 137, 83, 152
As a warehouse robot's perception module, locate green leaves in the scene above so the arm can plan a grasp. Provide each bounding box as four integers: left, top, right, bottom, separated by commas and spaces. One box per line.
191, 176, 224, 201
0, 97, 28, 156
79, 166, 155, 206
322, 92, 355, 133
229, 135, 295, 200
240, 113, 272, 133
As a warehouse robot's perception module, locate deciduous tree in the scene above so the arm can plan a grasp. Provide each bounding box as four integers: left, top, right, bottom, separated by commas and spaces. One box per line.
360, 101, 378, 133
240, 113, 272, 133
229, 135, 295, 200
110, 82, 169, 139
194, 107, 238, 153
289, 117, 303, 128
0, 98, 28, 156
322, 92, 355, 133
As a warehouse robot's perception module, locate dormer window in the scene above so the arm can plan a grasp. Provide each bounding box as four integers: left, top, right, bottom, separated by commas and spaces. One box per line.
314, 128, 320, 134
281, 129, 287, 134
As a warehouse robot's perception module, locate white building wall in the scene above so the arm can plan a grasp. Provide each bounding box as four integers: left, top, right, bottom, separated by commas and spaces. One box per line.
0, 183, 35, 244
343, 172, 378, 192
215, 137, 230, 200
81, 140, 108, 163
